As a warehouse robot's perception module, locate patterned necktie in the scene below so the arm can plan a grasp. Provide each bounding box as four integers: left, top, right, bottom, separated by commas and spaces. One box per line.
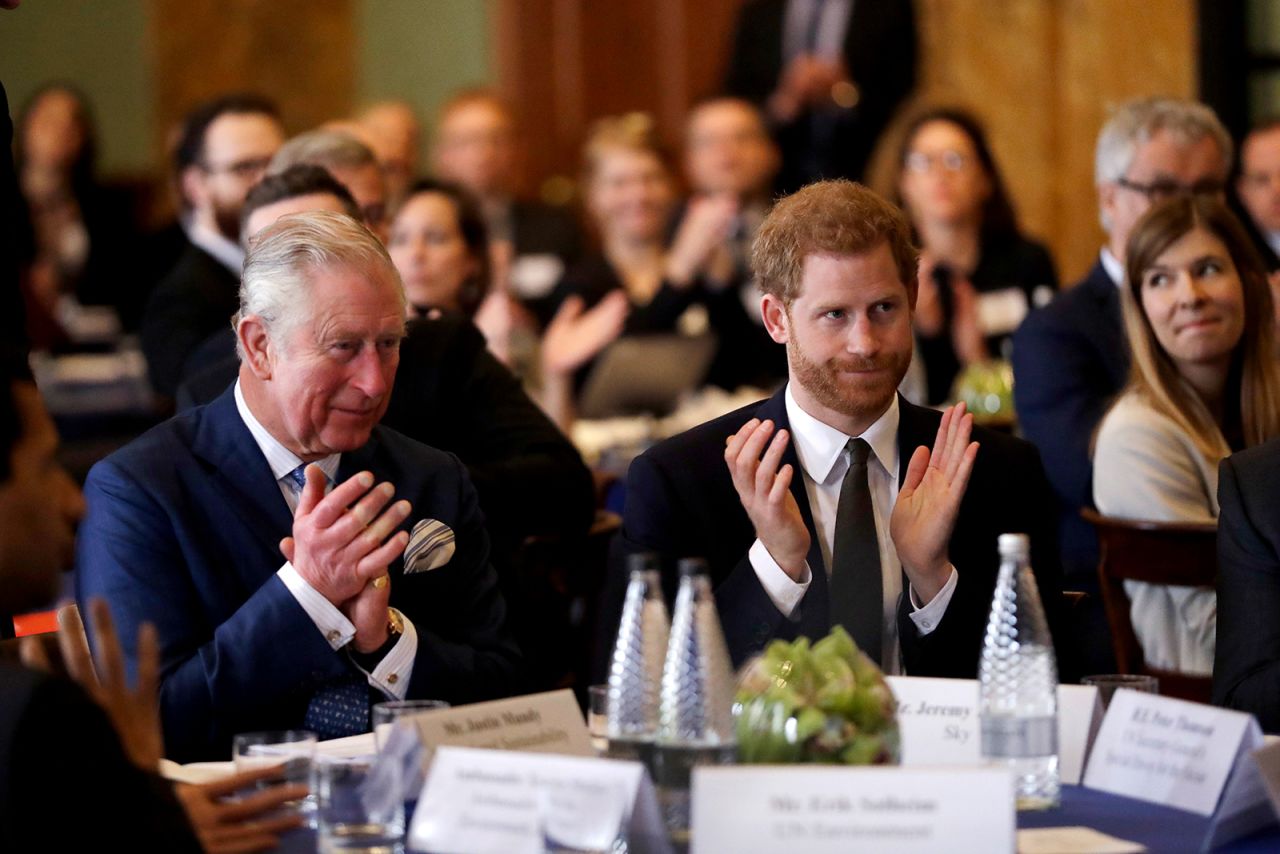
829, 438, 883, 665
284, 465, 372, 739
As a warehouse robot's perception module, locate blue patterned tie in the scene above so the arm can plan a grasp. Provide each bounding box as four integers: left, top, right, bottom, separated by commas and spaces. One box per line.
285, 465, 372, 739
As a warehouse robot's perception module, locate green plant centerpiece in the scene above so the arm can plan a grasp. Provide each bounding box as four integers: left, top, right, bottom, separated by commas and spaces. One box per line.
735, 626, 900, 765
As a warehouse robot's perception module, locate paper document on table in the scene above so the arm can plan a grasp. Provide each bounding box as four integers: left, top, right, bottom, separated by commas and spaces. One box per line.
314, 731, 377, 758
158, 759, 236, 785
1016, 826, 1145, 853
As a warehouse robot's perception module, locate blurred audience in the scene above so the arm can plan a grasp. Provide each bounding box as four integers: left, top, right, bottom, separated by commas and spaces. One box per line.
357, 100, 422, 209
140, 94, 284, 399
723, 0, 916, 192
269, 128, 387, 239
15, 84, 139, 337
387, 179, 491, 320
896, 108, 1057, 404
1093, 195, 1280, 675
1234, 119, 1280, 274
431, 89, 582, 315
1013, 97, 1232, 586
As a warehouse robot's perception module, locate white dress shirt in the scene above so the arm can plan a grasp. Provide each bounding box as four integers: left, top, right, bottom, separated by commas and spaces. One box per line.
234, 381, 416, 699
749, 386, 958, 674
186, 220, 246, 276
783, 0, 855, 62
1100, 247, 1123, 289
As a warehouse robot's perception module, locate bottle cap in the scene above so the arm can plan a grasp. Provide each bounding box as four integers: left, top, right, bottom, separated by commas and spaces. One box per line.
997, 533, 1030, 556
677, 557, 708, 578
627, 552, 659, 576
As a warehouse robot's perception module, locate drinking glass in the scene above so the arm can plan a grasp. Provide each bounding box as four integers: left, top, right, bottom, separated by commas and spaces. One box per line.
313, 755, 405, 854
371, 699, 449, 750
232, 729, 318, 823
588, 684, 609, 756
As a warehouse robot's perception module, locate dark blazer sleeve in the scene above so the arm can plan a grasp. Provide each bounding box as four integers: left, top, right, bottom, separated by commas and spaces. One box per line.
1213, 453, 1280, 731
76, 458, 356, 761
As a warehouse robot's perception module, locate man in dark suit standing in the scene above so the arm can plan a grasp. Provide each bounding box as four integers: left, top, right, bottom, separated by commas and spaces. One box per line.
1012, 98, 1232, 589
1215, 438, 1280, 733
141, 94, 285, 398
78, 211, 521, 761
1234, 119, 1280, 273
723, 0, 916, 193
619, 181, 1062, 677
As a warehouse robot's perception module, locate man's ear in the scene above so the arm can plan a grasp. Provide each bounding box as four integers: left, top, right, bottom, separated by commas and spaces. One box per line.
1098, 181, 1118, 234
181, 165, 206, 213
761, 293, 790, 344
237, 316, 274, 380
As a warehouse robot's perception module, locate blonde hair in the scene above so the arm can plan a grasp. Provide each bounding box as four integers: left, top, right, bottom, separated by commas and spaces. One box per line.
580, 112, 668, 186
1117, 195, 1280, 460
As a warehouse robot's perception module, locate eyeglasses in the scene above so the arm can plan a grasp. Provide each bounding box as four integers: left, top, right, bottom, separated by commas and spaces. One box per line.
1114, 176, 1224, 203
201, 155, 273, 180
904, 150, 972, 174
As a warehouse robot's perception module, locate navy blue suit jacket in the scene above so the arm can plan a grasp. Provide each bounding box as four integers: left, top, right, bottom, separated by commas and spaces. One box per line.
615, 388, 1065, 678
76, 387, 522, 761
1012, 260, 1129, 579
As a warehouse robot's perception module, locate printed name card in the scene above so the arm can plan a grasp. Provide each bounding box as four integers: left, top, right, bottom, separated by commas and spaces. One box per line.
409, 688, 594, 767
690, 765, 1013, 854
1082, 689, 1273, 849
884, 676, 1102, 784
408, 746, 669, 854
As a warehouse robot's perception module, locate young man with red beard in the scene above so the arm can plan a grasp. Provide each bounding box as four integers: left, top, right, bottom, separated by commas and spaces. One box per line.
614, 180, 1067, 678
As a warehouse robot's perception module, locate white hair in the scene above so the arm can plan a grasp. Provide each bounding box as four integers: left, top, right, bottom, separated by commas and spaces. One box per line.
236, 210, 404, 359
1094, 97, 1233, 230
268, 129, 378, 175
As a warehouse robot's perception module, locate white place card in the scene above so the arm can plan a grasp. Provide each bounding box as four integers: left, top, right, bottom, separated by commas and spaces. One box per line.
408, 688, 594, 767
690, 766, 1013, 854
408, 746, 669, 854
1082, 688, 1270, 848
885, 676, 1102, 784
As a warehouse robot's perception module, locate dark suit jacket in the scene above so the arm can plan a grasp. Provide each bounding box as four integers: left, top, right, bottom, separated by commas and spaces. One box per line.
0, 82, 30, 375
1214, 439, 1280, 732
176, 315, 596, 548
75, 388, 523, 761
615, 388, 1065, 678
0, 663, 200, 850
723, 0, 917, 191
140, 241, 240, 398
1012, 259, 1128, 580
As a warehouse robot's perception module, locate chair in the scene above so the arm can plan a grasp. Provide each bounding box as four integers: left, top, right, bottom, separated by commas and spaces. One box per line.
1081, 508, 1216, 703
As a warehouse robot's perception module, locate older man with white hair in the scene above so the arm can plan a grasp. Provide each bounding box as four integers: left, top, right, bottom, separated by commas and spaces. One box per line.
76, 211, 522, 761
1012, 97, 1231, 609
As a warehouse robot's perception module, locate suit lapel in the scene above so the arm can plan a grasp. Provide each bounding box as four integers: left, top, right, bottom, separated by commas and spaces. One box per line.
1084, 260, 1129, 387
756, 387, 830, 636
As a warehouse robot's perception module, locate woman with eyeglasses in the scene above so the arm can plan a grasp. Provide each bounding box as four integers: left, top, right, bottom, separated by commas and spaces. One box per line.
1093, 195, 1280, 675
896, 108, 1058, 404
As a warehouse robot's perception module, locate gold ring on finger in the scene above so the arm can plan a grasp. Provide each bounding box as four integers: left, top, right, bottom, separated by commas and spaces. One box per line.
371, 574, 389, 590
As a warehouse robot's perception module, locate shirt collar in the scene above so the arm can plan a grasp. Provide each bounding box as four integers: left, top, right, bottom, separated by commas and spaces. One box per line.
188, 222, 246, 276
784, 384, 900, 486
1099, 247, 1124, 288
234, 379, 340, 485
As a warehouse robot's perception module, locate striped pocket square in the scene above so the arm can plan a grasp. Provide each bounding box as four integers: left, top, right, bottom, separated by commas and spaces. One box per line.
404, 518, 455, 573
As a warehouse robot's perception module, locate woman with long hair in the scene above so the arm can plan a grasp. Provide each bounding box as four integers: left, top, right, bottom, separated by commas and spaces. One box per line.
896, 107, 1058, 403
1093, 194, 1280, 675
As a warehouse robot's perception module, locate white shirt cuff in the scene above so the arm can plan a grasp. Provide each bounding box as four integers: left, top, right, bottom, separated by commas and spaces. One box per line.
907, 565, 958, 635
361, 610, 417, 700
277, 562, 355, 649
749, 538, 811, 618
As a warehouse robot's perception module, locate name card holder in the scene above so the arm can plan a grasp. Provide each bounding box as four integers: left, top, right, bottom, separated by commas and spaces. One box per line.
1082, 688, 1274, 849
406, 688, 594, 768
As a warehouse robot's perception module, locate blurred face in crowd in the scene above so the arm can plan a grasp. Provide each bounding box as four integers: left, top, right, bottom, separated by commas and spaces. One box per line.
22, 87, 88, 172
0, 383, 84, 615
360, 102, 421, 203
244, 264, 404, 461
242, 193, 350, 246
1238, 126, 1280, 235
327, 162, 388, 241
587, 145, 674, 246
1099, 129, 1226, 262
189, 112, 286, 241
898, 119, 991, 229
1139, 226, 1245, 383
387, 191, 478, 313
685, 100, 778, 199
433, 98, 516, 199
762, 243, 914, 432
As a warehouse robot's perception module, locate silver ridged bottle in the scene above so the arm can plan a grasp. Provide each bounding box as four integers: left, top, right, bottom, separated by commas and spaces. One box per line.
653, 558, 736, 846
605, 554, 670, 766
978, 533, 1060, 809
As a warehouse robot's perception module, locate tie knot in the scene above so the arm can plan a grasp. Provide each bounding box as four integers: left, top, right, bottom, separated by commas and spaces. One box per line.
846, 437, 871, 468
285, 465, 308, 494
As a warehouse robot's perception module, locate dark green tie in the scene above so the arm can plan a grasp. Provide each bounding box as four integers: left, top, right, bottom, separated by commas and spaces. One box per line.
830, 438, 883, 664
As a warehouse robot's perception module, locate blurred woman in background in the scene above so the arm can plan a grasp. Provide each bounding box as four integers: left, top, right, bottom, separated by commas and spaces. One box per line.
896, 107, 1058, 404
1093, 195, 1280, 675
